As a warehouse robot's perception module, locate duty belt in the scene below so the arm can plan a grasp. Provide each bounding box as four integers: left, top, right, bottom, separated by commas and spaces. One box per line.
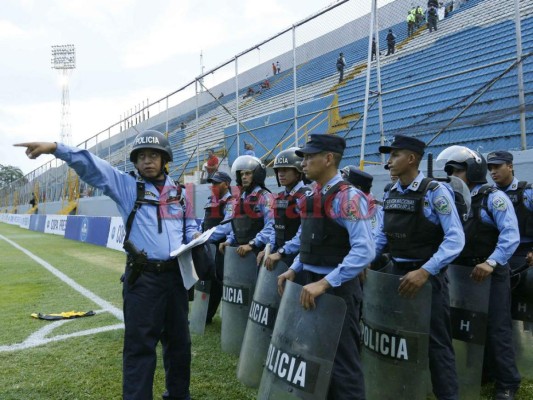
392, 260, 428, 271
127, 257, 178, 273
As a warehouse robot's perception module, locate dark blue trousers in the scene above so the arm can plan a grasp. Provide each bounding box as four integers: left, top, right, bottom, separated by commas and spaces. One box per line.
483, 265, 521, 392
123, 267, 191, 400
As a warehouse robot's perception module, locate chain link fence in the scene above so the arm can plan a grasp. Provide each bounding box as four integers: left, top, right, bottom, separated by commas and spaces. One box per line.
2, 0, 531, 210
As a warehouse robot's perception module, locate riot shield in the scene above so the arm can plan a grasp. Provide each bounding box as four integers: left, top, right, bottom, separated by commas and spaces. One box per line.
220, 247, 258, 355
511, 266, 533, 379
361, 269, 432, 400
189, 280, 211, 335
257, 280, 346, 399
448, 264, 491, 399
237, 258, 289, 388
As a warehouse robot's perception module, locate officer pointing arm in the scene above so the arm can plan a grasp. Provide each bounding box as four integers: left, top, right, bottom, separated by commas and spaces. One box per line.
16, 131, 198, 400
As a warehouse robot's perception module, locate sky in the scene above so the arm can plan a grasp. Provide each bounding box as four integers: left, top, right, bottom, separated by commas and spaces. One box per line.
1, 0, 354, 175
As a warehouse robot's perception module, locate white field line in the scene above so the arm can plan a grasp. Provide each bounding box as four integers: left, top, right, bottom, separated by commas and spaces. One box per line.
0, 234, 124, 352
0, 310, 124, 352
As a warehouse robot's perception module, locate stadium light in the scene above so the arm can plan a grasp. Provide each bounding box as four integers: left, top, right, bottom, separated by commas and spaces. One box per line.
51, 44, 76, 146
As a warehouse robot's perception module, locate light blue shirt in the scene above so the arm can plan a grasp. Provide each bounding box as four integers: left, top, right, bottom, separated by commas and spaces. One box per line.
472, 184, 520, 265
54, 143, 199, 260
496, 177, 533, 243
205, 191, 235, 242
375, 172, 465, 275
370, 196, 383, 239
227, 185, 274, 247
244, 150, 256, 157
269, 180, 309, 255
290, 174, 376, 287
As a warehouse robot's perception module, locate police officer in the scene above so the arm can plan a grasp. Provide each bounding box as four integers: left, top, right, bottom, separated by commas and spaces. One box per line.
278, 134, 375, 400
340, 166, 381, 238
487, 151, 533, 271
257, 147, 310, 270
202, 171, 234, 323
442, 146, 521, 400
375, 135, 464, 400
219, 155, 274, 257
16, 131, 199, 400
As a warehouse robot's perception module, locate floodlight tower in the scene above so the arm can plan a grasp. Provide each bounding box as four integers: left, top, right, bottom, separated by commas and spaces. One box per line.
51, 44, 76, 145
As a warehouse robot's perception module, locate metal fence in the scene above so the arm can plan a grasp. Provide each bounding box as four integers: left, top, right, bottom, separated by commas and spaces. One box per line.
1, 0, 531, 211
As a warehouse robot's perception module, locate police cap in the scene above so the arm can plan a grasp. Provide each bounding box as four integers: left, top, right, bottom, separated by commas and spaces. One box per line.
295, 134, 346, 157
379, 134, 426, 156
207, 171, 232, 184
487, 151, 513, 165
341, 166, 373, 193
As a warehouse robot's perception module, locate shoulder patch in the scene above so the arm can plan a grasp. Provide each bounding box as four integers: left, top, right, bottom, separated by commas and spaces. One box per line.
225, 202, 234, 215
433, 195, 452, 214
492, 195, 507, 211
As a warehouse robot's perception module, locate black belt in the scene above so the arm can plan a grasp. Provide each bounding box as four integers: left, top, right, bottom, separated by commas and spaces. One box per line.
392, 260, 428, 271
127, 258, 178, 273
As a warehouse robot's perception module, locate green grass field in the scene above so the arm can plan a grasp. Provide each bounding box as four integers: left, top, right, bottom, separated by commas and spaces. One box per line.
0, 222, 531, 400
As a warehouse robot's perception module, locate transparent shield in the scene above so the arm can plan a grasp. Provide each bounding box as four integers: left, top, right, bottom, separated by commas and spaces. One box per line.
237, 260, 289, 388
448, 264, 491, 400
220, 247, 258, 355
257, 280, 346, 400
362, 269, 432, 400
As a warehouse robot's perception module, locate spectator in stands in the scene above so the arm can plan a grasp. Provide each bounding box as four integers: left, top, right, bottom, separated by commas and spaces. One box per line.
272, 62, 277, 76
244, 141, 256, 157
407, 11, 416, 36
260, 78, 271, 90
336, 52, 346, 83
180, 122, 186, 130
386, 29, 396, 55
415, 6, 425, 27
205, 149, 219, 179
276, 61, 281, 74
244, 87, 255, 99
29, 193, 36, 207
427, 0, 438, 7
438, 2, 446, 20
427, 5, 438, 32
371, 38, 379, 61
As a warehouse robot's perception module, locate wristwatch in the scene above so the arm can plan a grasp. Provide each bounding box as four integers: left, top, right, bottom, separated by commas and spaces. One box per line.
486, 259, 497, 268
248, 239, 256, 249
278, 247, 286, 258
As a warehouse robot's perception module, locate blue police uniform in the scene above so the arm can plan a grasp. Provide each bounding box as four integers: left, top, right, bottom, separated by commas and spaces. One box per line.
375, 172, 465, 400
269, 180, 308, 265
370, 201, 383, 239
495, 177, 533, 264
202, 189, 234, 322
54, 142, 198, 400
204, 192, 235, 243
468, 184, 521, 393
291, 173, 375, 400
226, 185, 274, 249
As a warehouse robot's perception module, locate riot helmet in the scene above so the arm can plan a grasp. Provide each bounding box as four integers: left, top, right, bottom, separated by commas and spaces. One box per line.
231, 155, 266, 187
130, 130, 173, 163
446, 175, 472, 221
436, 145, 487, 184
273, 147, 304, 186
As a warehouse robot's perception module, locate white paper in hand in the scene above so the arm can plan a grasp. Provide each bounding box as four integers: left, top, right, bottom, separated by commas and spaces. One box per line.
177, 249, 198, 290
170, 227, 216, 289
